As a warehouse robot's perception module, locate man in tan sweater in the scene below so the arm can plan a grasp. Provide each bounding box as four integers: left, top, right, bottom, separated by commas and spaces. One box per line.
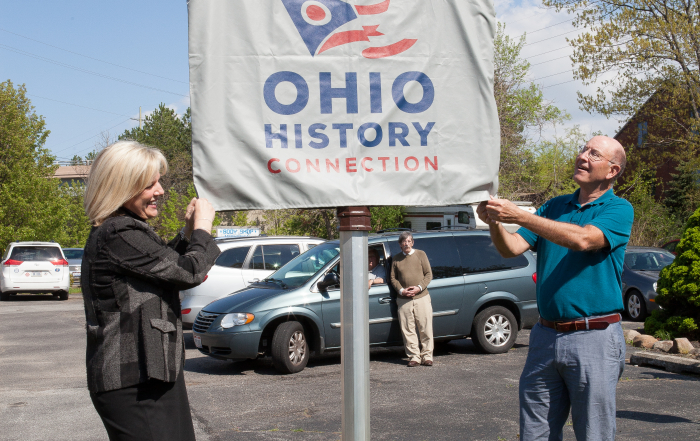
390, 232, 434, 367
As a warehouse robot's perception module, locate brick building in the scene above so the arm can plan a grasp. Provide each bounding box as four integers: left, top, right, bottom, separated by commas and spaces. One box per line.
614, 87, 698, 200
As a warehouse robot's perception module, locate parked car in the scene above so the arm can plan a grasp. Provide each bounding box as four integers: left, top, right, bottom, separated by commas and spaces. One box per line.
1, 242, 70, 301
622, 246, 676, 321
62, 248, 84, 287
660, 239, 680, 255
180, 236, 325, 327
192, 230, 538, 374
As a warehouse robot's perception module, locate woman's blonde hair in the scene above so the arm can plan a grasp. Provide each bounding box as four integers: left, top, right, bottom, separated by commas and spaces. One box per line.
84, 141, 167, 226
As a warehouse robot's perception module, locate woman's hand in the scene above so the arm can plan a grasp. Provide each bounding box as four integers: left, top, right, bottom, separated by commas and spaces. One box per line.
182, 198, 197, 240
193, 198, 215, 234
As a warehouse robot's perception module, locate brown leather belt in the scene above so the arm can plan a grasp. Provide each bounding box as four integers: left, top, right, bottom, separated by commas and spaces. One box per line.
539, 313, 621, 332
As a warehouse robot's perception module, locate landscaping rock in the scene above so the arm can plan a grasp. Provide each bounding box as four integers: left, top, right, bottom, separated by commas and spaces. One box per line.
653, 340, 674, 352
633, 334, 658, 349
624, 330, 641, 343
690, 348, 700, 355
673, 338, 694, 354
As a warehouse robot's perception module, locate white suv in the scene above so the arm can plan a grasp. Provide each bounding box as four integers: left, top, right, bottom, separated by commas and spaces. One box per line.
1, 242, 71, 301
180, 236, 325, 327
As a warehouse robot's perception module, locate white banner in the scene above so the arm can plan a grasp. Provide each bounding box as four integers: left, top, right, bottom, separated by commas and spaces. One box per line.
188, 0, 499, 210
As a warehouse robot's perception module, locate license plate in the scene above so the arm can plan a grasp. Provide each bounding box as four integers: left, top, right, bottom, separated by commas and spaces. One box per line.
193, 335, 202, 349
27, 271, 44, 277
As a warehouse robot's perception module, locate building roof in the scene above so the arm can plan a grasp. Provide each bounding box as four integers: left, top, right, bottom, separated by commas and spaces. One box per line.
54, 165, 90, 180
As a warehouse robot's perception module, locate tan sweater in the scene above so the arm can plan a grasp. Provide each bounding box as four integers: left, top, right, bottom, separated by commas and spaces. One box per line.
390, 249, 433, 300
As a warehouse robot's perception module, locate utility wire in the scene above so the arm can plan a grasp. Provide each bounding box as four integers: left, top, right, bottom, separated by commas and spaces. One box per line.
524, 45, 572, 59
0, 44, 188, 98
531, 54, 572, 66
27, 93, 131, 117
543, 79, 579, 88
49, 116, 130, 150
525, 29, 580, 46
50, 118, 132, 156
0, 27, 187, 85
527, 18, 575, 35
532, 70, 572, 81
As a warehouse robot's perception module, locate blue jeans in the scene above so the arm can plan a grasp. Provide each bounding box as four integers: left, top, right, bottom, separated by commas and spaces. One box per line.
520, 321, 625, 441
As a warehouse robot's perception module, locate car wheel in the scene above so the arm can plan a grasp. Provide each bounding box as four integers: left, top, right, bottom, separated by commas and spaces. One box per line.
271, 321, 309, 374
0, 291, 9, 301
626, 290, 647, 321
471, 306, 518, 354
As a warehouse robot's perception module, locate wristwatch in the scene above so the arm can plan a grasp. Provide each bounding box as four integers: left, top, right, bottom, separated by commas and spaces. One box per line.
179, 228, 189, 242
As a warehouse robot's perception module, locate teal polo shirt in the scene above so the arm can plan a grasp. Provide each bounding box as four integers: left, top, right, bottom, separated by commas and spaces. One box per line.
517, 188, 633, 321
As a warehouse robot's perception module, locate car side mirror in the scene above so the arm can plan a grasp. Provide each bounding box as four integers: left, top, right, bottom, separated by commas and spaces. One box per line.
317, 272, 339, 290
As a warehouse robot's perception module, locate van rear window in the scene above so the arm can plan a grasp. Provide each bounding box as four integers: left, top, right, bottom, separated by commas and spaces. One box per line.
9, 246, 63, 261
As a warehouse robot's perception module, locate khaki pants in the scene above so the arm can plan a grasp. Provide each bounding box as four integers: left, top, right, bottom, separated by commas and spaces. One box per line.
397, 294, 433, 362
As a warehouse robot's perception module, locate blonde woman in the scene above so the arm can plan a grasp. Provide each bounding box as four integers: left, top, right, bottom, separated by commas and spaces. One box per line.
81, 141, 220, 441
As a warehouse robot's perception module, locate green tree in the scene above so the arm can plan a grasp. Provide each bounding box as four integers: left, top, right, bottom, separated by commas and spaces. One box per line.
228, 211, 249, 226
273, 209, 337, 239
616, 168, 681, 246
120, 104, 194, 235
120, 104, 192, 194
0, 80, 70, 252
58, 181, 92, 248
645, 206, 700, 339
493, 23, 572, 201
543, 0, 700, 161
664, 159, 700, 222
370, 206, 405, 232
156, 183, 220, 240
523, 127, 586, 205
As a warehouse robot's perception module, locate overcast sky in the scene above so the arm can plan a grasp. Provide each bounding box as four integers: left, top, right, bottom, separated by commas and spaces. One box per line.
0, 0, 624, 163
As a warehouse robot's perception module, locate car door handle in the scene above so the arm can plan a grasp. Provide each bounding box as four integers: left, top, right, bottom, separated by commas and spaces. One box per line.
378, 297, 392, 304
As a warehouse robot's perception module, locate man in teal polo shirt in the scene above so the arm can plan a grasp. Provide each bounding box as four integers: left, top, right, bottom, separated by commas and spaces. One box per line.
477, 136, 633, 440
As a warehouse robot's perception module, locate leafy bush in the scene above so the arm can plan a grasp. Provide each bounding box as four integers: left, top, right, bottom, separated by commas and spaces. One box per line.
653, 329, 672, 341
645, 206, 700, 339
645, 310, 698, 339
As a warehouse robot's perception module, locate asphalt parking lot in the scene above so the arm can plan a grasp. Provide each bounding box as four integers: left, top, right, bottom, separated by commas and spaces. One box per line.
1, 294, 699, 441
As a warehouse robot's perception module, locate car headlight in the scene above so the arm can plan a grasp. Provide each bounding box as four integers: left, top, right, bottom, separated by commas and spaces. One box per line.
653, 282, 657, 292
220, 313, 254, 329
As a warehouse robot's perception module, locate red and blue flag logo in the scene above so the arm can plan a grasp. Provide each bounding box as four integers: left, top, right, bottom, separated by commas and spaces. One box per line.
281, 0, 416, 58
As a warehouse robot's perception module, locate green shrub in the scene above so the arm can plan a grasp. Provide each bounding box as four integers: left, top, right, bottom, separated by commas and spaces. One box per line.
645, 206, 700, 339
645, 310, 699, 339
653, 330, 672, 341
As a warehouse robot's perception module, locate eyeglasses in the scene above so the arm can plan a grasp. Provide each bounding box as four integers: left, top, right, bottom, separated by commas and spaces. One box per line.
578, 145, 617, 164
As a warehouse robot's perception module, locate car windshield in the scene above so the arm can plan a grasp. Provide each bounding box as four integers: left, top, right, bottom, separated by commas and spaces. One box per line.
63, 249, 84, 259
625, 250, 675, 271
263, 241, 340, 289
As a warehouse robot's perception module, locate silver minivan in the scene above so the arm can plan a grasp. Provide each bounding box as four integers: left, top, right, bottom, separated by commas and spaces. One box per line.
192, 231, 538, 374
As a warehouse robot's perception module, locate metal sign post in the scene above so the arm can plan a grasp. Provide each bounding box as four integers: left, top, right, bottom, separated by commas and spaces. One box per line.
337, 207, 371, 440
